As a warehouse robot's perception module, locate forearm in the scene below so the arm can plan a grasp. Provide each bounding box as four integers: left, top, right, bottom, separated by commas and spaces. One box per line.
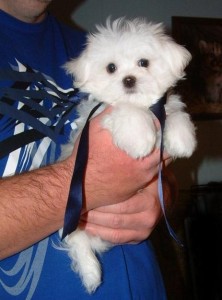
0, 157, 74, 259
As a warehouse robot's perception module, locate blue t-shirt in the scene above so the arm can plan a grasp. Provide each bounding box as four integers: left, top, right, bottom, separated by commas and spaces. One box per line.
0, 10, 166, 300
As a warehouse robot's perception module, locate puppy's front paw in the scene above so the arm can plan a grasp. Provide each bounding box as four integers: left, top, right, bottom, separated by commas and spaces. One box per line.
114, 126, 156, 159
102, 106, 156, 158
164, 112, 196, 158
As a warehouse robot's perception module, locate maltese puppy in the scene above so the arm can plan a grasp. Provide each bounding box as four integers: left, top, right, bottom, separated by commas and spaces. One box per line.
61, 17, 196, 293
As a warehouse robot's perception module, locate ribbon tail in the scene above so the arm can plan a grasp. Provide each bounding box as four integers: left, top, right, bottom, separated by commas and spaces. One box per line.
158, 163, 184, 247
62, 102, 102, 240
150, 94, 183, 246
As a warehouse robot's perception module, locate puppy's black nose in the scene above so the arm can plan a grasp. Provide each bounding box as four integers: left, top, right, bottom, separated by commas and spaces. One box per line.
123, 76, 136, 88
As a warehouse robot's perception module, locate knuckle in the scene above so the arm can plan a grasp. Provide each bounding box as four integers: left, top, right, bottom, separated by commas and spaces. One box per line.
146, 214, 157, 228
139, 229, 150, 241
112, 215, 123, 229
132, 229, 149, 243
137, 209, 156, 229
111, 230, 122, 244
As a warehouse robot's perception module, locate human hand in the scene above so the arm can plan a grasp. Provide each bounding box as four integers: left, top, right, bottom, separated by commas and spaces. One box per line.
81, 167, 177, 245
81, 106, 171, 212
80, 176, 162, 244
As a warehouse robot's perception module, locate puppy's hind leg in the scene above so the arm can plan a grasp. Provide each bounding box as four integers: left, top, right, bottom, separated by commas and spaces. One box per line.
65, 229, 102, 294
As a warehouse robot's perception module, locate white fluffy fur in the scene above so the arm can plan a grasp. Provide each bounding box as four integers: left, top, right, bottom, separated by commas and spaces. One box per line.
61, 17, 196, 293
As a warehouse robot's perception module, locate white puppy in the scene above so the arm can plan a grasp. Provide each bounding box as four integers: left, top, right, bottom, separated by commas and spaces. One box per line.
61, 17, 196, 293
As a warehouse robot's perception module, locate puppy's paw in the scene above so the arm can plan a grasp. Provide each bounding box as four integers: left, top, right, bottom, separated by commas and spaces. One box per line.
102, 105, 156, 159
164, 112, 196, 158
115, 127, 156, 159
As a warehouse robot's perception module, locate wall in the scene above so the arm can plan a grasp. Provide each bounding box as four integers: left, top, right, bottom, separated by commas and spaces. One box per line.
50, 0, 222, 189
71, 0, 222, 32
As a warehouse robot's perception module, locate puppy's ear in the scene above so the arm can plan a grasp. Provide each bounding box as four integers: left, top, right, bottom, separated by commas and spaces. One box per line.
161, 36, 192, 81
64, 51, 90, 88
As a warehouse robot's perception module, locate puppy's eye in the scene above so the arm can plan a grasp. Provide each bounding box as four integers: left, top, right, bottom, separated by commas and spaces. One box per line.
106, 63, 117, 74
138, 59, 149, 68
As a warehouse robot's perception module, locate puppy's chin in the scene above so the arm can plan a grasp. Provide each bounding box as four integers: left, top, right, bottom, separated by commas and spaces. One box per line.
122, 92, 163, 107
125, 88, 137, 95
100, 90, 161, 108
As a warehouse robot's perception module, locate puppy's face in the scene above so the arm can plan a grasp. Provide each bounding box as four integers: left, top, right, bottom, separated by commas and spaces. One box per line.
66, 18, 191, 107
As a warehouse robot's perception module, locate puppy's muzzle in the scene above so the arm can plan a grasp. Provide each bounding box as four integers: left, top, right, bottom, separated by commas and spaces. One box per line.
123, 75, 136, 88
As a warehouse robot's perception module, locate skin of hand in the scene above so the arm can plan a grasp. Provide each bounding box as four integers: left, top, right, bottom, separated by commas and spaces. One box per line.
81, 177, 162, 244
81, 168, 175, 245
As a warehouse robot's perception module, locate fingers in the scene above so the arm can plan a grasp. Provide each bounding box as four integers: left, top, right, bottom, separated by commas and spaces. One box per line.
82, 186, 158, 215
80, 221, 149, 244
80, 185, 162, 244
81, 208, 155, 231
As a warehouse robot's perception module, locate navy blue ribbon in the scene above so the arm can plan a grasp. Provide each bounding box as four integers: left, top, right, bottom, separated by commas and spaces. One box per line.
62, 102, 102, 239
150, 94, 183, 246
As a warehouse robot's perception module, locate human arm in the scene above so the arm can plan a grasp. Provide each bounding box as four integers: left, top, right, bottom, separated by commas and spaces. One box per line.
0, 155, 74, 259
0, 108, 165, 259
